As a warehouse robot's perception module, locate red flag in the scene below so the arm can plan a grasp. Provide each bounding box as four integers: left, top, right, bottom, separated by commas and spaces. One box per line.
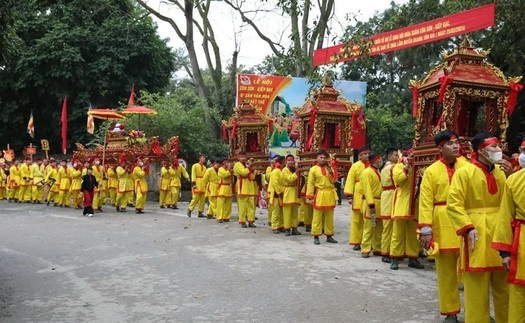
61, 96, 68, 154
127, 84, 135, 108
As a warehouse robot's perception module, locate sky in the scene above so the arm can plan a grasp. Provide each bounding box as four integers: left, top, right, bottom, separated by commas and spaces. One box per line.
148, 0, 410, 70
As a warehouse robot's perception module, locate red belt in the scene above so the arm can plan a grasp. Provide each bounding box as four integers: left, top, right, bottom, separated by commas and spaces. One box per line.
434, 201, 447, 206
382, 185, 395, 190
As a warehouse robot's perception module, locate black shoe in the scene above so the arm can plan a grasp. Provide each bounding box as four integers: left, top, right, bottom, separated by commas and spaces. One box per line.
352, 245, 361, 251
217, 220, 223, 223
390, 259, 399, 270
298, 222, 304, 227
187, 209, 192, 217
408, 258, 425, 269
136, 210, 144, 214
116, 206, 120, 212
127, 203, 134, 207
173, 205, 179, 209
242, 223, 248, 228
198, 212, 205, 218
223, 219, 230, 222
98, 208, 103, 213
267, 221, 271, 226
305, 225, 311, 232
314, 237, 320, 245
46, 200, 50, 206
272, 230, 280, 234
279, 228, 286, 233
326, 236, 338, 243
381, 256, 391, 263
120, 208, 127, 213
285, 230, 291, 236
248, 223, 256, 228
207, 215, 214, 219
160, 205, 165, 209
291, 228, 302, 235
362, 253, 370, 258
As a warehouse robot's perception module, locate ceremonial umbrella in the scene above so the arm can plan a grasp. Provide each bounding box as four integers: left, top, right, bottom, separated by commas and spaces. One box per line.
87, 108, 126, 165
121, 105, 157, 130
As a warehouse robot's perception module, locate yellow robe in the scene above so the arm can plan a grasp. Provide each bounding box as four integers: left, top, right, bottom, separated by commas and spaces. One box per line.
344, 160, 366, 210
380, 161, 395, 219
281, 167, 299, 205
419, 158, 467, 252
107, 167, 118, 189
306, 165, 337, 209
493, 168, 525, 284
159, 166, 170, 191
58, 166, 72, 191
116, 166, 133, 193
269, 168, 284, 206
447, 162, 506, 271
69, 168, 82, 191
233, 161, 257, 196
191, 163, 207, 194
169, 165, 189, 188
203, 167, 219, 197
20, 163, 32, 187
217, 167, 233, 197
392, 162, 413, 219
361, 166, 382, 219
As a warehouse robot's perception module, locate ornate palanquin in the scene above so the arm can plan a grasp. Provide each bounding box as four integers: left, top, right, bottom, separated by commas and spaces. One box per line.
295, 77, 363, 175
222, 100, 270, 172
408, 37, 522, 208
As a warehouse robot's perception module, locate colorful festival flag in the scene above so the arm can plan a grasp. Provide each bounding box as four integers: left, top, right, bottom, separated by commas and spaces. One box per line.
27, 110, 35, 138
127, 84, 135, 108
61, 96, 68, 154
87, 102, 95, 134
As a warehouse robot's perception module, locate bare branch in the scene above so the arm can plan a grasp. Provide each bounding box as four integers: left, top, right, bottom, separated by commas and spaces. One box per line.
136, 0, 186, 40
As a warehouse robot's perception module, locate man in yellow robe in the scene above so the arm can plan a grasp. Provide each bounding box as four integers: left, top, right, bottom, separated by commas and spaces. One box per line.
492, 158, 525, 323
116, 161, 133, 212
299, 171, 313, 233
133, 159, 148, 214
57, 160, 72, 207
448, 132, 510, 323
344, 147, 369, 250
107, 165, 118, 206
69, 161, 83, 209
159, 160, 171, 208
360, 152, 383, 258
188, 154, 207, 218
44, 160, 59, 206
19, 157, 32, 202
169, 159, 190, 209
265, 159, 275, 226
216, 158, 233, 222
269, 156, 285, 233
306, 150, 338, 245
8, 159, 21, 202
282, 155, 301, 236
233, 152, 257, 228
31, 159, 45, 203
379, 148, 398, 263
0, 162, 7, 200
390, 149, 424, 270
419, 131, 467, 322
203, 160, 220, 219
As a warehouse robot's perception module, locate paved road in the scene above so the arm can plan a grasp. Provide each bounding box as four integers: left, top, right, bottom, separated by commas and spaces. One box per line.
0, 200, 457, 322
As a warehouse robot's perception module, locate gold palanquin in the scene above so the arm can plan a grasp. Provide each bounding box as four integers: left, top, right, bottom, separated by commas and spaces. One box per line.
409, 38, 521, 211
296, 79, 362, 175
223, 100, 269, 172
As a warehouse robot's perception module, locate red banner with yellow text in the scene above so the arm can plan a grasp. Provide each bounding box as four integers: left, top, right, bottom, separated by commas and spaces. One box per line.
313, 3, 495, 66
236, 74, 293, 114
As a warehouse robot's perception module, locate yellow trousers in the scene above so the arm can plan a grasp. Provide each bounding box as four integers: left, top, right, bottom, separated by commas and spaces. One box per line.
0, 187, 5, 200
361, 218, 383, 255
170, 187, 181, 206
312, 208, 334, 236
71, 190, 82, 208
207, 196, 217, 216
298, 202, 305, 224
32, 185, 44, 202
463, 270, 508, 323
135, 191, 146, 210
189, 192, 205, 212
57, 189, 71, 206
435, 252, 461, 315
93, 189, 106, 210
300, 200, 313, 226
117, 191, 133, 209
238, 196, 255, 223
18, 185, 32, 201
108, 188, 117, 205
349, 209, 364, 245
509, 284, 525, 323
159, 189, 171, 206
267, 204, 274, 225
47, 185, 59, 203
283, 204, 299, 229
271, 201, 283, 230
381, 219, 393, 256
216, 196, 232, 220
390, 219, 419, 258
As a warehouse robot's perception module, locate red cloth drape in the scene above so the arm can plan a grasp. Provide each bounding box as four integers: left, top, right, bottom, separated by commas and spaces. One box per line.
409, 86, 419, 118
61, 96, 68, 154
437, 75, 453, 103
507, 81, 524, 115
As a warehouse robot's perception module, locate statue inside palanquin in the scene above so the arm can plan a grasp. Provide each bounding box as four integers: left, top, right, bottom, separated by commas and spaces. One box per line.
320, 123, 342, 149
454, 98, 493, 137
246, 132, 260, 153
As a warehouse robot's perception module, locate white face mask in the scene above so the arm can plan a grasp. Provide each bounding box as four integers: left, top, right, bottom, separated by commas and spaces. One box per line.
519, 153, 525, 168
483, 149, 502, 164
95, 161, 100, 165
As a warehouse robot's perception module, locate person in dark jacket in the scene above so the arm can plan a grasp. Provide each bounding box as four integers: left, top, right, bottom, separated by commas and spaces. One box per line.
81, 166, 98, 217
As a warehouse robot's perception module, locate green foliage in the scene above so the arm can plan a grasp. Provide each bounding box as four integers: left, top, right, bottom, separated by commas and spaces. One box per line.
124, 90, 228, 162
0, 0, 175, 154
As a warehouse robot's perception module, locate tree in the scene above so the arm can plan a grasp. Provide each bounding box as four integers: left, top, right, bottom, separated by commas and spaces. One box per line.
0, 0, 176, 153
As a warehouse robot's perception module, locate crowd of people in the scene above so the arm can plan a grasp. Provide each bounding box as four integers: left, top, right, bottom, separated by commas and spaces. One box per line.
1, 131, 525, 322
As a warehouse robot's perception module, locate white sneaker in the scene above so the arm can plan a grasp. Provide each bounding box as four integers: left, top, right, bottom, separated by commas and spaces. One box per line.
87, 214, 94, 217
